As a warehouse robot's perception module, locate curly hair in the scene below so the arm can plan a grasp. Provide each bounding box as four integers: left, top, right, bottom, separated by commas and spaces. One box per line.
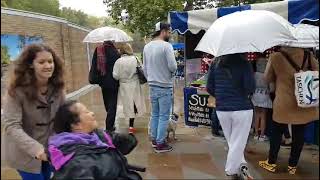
7, 44, 65, 100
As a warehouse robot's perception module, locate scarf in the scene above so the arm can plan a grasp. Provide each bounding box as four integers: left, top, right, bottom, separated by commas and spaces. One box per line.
97, 44, 106, 76
48, 132, 115, 170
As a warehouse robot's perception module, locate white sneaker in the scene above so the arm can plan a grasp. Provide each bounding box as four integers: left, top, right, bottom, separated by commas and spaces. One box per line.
253, 135, 259, 140
259, 135, 268, 142
239, 164, 254, 180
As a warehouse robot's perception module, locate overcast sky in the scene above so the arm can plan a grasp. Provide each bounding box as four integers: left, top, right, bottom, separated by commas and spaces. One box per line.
59, 0, 108, 17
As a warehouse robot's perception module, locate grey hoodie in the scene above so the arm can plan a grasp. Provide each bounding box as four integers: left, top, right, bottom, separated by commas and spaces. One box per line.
143, 40, 177, 87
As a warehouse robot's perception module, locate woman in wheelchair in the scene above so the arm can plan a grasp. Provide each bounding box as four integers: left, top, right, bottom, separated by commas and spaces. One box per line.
48, 100, 144, 180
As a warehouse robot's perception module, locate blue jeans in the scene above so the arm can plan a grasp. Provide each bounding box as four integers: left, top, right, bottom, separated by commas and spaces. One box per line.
150, 86, 173, 144
17, 162, 52, 180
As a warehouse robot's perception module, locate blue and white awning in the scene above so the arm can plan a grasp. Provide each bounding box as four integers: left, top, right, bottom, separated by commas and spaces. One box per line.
169, 0, 319, 34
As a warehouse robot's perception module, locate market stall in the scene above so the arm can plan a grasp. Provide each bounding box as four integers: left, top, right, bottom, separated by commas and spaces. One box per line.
171, 43, 185, 78
168, 0, 319, 144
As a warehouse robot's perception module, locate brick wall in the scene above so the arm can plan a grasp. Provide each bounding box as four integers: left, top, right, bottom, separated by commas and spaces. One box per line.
1, 8, 92, 93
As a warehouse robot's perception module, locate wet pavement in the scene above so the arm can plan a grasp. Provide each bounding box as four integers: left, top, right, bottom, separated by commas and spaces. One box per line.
1, 80, 319, 179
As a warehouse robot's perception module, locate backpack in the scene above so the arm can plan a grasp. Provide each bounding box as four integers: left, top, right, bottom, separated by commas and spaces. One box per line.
280, 50, 319, 108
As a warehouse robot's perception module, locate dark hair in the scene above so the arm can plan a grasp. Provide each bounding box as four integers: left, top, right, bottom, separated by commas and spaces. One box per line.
53, 100, 80, 133
256, 53, 265, 59
216, 53, 249, 93
152, 31, 161, 38
8, 43, 65, 101
217, 53, 247, 69
152, 23, 171, 38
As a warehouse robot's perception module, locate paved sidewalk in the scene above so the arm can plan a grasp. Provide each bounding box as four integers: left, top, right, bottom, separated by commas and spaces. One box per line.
1, 83, 319, 179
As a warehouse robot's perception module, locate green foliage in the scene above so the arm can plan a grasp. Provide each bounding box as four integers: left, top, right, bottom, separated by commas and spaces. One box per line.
60, 7, 89, 27
60, 7, 107, 29
2, 0, 60, 16
215, 0, 282, 7
104, 0, 184, 36
104, 0, 282, 36
186, 0, 216, 10
1, 45, 11, 64
2, 0, 105, 29
102, 17, 146, 52
1, 0, 7, 7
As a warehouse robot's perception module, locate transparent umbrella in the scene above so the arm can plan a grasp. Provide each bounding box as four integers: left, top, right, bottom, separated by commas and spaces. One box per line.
83, 26, 132, 43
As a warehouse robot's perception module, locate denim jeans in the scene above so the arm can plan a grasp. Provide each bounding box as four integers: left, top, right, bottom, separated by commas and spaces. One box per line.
149, 86, 173, 144
17, 161, 52, 180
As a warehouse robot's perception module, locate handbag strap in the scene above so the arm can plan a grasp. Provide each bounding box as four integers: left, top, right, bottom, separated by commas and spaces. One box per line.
301, 50, 311, 71
280, 50, 311, 72
304, 50, 312, 70
135, 56, 141, 67
280, 50, 300, 72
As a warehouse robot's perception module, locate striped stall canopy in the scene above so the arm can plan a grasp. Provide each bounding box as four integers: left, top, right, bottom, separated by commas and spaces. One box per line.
169, 0, 319, 35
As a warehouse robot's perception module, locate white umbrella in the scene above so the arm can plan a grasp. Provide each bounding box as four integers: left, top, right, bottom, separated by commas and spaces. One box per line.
282, 24, 319, 49
83, 27, 133, 43
195, 10, 296, 57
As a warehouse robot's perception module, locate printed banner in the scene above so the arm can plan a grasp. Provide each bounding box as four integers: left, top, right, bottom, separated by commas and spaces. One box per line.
184, 87, 212, 127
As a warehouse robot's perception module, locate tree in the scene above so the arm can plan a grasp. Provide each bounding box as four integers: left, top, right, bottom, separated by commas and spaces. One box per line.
215, 0, 282, 7
243, 0, 283, 4
215, 0, 238, 7
104, 0, 184, 36
87, 16, 104, 29
2, 0, 108, 29
1, 0, 7, 7
185, 0, 283, 9
60, 7, 89, 27
3, 0, 60, 16
104, 0, 283, 36
60, 7, 104, 29
1, 45, 11, 64
184, 0, 216, 10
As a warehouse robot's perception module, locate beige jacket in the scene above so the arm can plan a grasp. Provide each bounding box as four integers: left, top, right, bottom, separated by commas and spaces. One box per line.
113, 55, 146, 119
265, 47, 319, 124
2, 86, 65, 173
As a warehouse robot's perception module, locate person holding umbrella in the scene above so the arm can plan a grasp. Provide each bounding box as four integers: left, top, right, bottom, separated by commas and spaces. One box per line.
259, 47, 319, 175
113, 43, 146, 134
85, 26, 133, 132
194, 9, 320, 178
89, 41, 121, 132
206, 53, 255, 179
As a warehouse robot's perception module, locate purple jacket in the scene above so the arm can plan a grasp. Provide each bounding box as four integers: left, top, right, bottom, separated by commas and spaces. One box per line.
48, 131, 115, 171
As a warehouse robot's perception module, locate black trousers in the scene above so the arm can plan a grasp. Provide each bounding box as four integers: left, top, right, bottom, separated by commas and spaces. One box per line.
211, 110, 221, 135
268, 120, 305, 167
101, 87, 118, 131
129, 104, 138, 127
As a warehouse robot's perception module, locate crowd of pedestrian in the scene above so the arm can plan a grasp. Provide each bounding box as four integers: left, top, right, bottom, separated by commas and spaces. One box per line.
2, 21, 319, 180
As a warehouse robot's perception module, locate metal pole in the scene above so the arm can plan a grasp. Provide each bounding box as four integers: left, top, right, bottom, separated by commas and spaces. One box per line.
86, 43, 91, 70
184, 34, 187, 87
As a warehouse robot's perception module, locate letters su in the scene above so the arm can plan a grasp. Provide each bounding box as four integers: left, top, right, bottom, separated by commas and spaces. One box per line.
189, 94, 207, 106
